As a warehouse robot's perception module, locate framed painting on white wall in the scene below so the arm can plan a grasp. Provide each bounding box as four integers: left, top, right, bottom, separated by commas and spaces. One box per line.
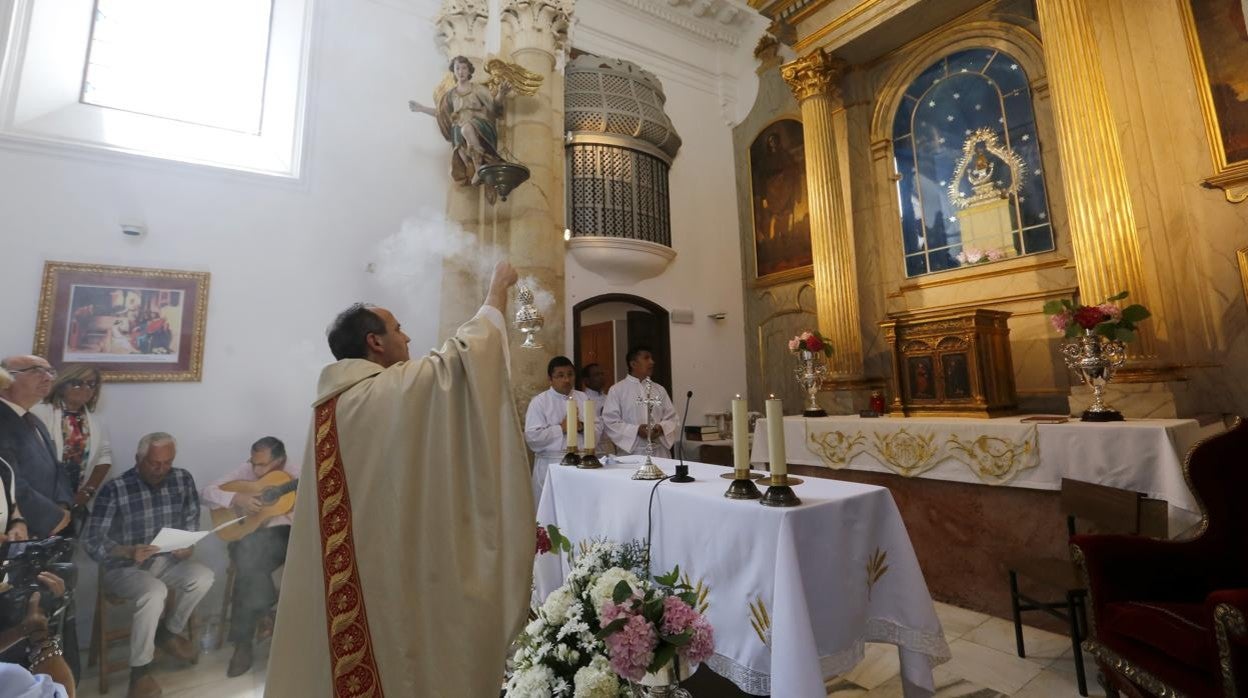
33, 261, 210, 382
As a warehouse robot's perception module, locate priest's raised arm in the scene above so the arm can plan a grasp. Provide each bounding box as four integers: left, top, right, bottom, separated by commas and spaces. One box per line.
266, 261, 534, 698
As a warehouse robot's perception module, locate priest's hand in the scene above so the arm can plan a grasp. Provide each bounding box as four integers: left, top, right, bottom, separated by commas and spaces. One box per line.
171, 547, 193, 561
637, 424, 651, 438
232, 492, 264, 515
485, 260, 519, 312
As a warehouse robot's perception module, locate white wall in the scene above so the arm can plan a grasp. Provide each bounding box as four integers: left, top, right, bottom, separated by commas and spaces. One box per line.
0, 0, 452, 637
567, 0, 762, 421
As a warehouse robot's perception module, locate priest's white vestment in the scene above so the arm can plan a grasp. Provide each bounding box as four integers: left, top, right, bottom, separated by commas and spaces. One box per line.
601, 374, 679, 457
524, 388, 602, 502
265, 306, 534, 698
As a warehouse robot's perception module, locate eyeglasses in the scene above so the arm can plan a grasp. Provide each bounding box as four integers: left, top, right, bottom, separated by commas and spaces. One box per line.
66, 379, 99, 390
10, 366, 56, 378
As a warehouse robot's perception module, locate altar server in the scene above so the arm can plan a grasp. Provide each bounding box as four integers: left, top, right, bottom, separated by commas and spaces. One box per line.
524, 356, 600, 502
602, 346, 679, 457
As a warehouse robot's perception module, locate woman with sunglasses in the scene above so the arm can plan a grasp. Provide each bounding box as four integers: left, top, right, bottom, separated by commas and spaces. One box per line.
30, 366, 112, 517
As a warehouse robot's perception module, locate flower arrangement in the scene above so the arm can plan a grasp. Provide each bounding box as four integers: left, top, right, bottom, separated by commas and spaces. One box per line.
1043, 291, 1151, 343
507, 531, 714, 697
788, 330, 833, 358
954, 246, 1009, 265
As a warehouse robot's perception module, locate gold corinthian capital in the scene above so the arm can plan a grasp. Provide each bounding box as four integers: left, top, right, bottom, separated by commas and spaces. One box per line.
781, 49, 845, 103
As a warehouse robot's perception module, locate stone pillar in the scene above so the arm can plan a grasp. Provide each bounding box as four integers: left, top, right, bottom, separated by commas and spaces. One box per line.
500, 0, 572, 406
434, 0, 490, 340
1037, 0, 1196, 417
782, 50, 866, 392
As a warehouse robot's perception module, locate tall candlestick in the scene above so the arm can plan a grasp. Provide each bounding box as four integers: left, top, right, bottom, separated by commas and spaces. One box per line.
732, 395, 748, 477
583, 401, 596, 451
566, 396, 578, 449
766, 396, 786, 478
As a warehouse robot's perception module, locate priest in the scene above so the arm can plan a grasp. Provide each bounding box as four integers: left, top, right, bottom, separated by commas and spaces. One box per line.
266, 261, 534, 698
601, 345, 679, 457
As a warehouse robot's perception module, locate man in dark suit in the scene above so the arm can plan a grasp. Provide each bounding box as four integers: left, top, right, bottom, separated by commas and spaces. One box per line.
0, 355, 74, 537
0, 354, 79, 682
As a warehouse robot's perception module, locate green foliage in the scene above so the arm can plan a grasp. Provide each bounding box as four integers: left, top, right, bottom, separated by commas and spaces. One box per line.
545, 524, 572, 553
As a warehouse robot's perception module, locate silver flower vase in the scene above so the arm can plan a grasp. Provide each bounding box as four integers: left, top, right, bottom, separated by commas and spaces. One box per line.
1061, 328, 1127, 422
794, 350, 828, 418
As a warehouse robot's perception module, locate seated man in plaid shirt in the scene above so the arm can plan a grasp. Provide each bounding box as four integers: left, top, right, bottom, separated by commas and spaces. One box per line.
83, 432, 215, 698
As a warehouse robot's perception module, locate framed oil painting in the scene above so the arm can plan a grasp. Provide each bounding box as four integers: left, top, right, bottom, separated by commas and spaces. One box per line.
34, 262, 210, 382
1180, 0, 1248, 202
750, 119, 813, 283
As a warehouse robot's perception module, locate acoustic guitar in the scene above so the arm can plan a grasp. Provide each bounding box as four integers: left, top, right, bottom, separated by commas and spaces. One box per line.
210, 470, 299, 542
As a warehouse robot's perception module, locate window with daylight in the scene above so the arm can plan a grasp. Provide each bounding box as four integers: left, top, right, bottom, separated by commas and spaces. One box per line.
0, 0, 309, 177
891, 48, 1054, 278
82, 0, 274, 134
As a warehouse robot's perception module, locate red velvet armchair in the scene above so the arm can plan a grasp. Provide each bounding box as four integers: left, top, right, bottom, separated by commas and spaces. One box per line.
1073, 418, 1248, 697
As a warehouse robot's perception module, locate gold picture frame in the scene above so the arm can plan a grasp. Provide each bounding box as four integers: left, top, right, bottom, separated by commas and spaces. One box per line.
33, 261, 210, 382
1178, 0, 1248, 203
1238, 246, 1248, 308
748, 118, 815, 283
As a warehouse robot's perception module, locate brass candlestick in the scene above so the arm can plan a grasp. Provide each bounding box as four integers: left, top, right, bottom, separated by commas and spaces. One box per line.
759, 473, 803, 507
577, 450, 602, 469
720, 470, 765, 500
560, 447, 582, 467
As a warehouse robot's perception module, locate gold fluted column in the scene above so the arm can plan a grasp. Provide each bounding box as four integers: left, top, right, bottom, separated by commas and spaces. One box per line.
1035, 0, 1156, 360
781, 50, 864, 379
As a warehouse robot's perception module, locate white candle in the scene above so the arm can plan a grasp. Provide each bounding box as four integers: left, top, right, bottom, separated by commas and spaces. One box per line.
583, 400, 596, 451
766, 395, 786, 478
732, 395, 748, 477
566, 396, 578, 449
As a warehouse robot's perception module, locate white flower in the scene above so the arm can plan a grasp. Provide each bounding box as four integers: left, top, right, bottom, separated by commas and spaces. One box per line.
589, 568, 640, 615
526, 618, 547, 637
573, 656, 622, 698
543, 586, 576, 624
507, 665, 557, 697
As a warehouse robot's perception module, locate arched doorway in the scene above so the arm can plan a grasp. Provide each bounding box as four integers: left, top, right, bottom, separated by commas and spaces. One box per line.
572, 294, 672, 396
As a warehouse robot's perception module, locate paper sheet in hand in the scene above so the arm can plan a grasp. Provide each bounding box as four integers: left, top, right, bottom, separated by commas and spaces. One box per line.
150, 516, 244, 552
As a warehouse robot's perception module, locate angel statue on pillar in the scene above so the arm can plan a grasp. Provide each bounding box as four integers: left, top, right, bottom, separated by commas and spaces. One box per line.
409, 55, 541, 189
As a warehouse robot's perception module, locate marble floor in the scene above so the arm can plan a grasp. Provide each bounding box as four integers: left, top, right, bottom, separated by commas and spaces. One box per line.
72, 602, 1098, 698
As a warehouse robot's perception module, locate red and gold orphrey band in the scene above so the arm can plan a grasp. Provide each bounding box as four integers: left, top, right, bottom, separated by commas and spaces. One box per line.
314, 398, 385, 697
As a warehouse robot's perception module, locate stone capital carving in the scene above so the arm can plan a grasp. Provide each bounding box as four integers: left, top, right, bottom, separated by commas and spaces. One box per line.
501, 0, 575, 56
435, 0, 489, 60
781, 49, 845, 103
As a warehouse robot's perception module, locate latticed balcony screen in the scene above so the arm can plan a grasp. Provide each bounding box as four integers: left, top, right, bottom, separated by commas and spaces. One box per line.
568, 143, 671, 247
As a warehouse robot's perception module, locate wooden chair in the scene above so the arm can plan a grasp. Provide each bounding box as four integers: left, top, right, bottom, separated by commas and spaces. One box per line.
1004, 477, 1167, 696
215, 560, 282, 650
88, 579, 196, 694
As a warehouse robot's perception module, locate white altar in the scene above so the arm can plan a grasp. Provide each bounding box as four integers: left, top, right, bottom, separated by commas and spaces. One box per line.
750, 415, 1223, 516
534, 457, 950, 697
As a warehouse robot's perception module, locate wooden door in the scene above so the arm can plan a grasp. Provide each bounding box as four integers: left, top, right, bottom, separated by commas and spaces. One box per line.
578, 321, 614, 383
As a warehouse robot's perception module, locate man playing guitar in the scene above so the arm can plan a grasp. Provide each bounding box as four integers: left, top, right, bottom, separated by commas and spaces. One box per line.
200, 437, 298, 677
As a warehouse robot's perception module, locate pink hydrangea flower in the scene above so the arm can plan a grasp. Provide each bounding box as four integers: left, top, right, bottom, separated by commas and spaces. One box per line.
1049, 311, 1071, 333
681, 617, 715, 665
788, 338, 800, 352
660, 596, 700, 635
1097, 303, 1122, 321
603, 613, 658, 682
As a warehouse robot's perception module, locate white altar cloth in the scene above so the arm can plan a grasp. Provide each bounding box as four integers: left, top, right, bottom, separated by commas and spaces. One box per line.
750, 415, 1223, 514
534, 457, 950, 697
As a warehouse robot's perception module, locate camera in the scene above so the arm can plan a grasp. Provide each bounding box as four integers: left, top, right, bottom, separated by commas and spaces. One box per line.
0, 536, 76, 630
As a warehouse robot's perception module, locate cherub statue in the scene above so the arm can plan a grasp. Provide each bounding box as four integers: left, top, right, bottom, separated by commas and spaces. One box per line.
409, 56, 541, 188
